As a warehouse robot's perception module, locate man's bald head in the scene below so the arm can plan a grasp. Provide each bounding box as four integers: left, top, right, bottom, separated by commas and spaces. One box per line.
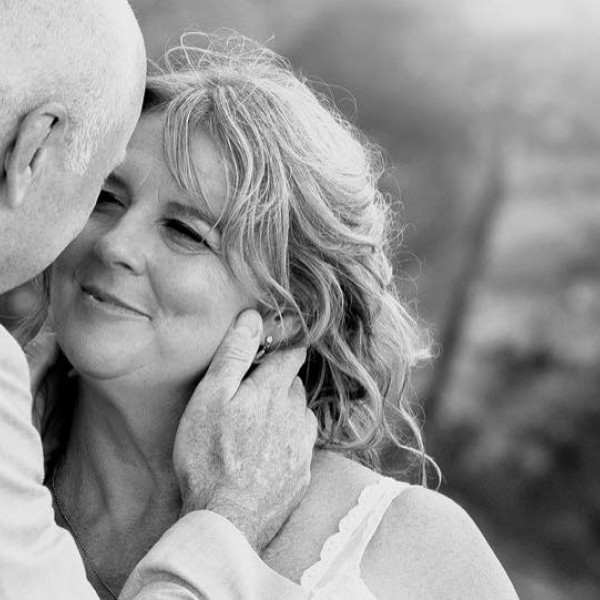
0, 0, 147, 293
0, 0, 146, 173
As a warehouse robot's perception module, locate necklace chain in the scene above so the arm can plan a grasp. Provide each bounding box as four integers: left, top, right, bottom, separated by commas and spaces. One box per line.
51, 461, 119, 600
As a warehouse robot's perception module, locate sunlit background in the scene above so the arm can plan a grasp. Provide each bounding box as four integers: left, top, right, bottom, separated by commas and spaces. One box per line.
3, 0, 600, 597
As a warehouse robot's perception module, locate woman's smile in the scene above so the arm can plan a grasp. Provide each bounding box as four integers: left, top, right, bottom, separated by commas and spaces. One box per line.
79, 281, 151, 320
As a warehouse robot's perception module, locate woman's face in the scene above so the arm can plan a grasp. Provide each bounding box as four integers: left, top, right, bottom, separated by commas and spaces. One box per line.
51, 113, 256, 388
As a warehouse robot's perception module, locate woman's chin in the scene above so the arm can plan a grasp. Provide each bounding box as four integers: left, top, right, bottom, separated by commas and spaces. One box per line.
57, 329, 146, 381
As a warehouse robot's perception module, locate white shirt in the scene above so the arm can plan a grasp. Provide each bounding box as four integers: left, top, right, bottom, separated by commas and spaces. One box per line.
0, 325, 307, 600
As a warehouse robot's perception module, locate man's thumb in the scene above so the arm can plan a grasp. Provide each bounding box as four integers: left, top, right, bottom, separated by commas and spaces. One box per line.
202, 309, 263, 394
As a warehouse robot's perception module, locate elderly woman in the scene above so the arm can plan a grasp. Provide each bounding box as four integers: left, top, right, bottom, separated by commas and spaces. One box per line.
35, 34, 518, 600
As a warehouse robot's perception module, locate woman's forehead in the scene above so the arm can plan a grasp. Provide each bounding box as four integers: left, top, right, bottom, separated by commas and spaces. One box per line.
115, 113, 228, 219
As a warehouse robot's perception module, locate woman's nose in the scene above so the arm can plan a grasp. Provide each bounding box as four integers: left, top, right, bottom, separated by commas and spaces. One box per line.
93, 217, 147, 275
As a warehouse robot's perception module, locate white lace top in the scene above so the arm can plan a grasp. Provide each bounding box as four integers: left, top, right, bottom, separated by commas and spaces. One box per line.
300, 477, 411, 599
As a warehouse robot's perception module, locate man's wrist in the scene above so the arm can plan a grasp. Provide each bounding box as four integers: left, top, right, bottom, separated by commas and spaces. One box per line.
205, 495, 263, 552
177, 473, 210, 515
178, 488, 260, 550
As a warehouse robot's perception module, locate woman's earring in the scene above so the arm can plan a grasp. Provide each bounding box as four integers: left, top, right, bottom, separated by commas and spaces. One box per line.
254, 335, 273, 362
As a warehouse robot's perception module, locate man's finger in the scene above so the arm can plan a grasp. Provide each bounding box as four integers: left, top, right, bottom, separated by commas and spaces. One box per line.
286, 376, 308, 412
305, 408, 319, 444
201, 309, 262, 395
249, 346, 307, 388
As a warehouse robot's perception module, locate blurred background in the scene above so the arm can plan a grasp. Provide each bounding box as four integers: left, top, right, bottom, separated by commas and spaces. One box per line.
3, 0, 600, 597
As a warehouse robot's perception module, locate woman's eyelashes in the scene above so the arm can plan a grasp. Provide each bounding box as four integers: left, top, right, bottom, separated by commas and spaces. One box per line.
163, 218, 209, 248
95, 189, 125, 210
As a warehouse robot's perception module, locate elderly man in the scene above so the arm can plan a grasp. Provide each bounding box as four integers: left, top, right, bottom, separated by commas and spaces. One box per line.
0, 1, 315, 599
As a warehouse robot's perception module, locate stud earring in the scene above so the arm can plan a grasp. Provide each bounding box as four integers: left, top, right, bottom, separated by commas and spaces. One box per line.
254, 335, 273, 362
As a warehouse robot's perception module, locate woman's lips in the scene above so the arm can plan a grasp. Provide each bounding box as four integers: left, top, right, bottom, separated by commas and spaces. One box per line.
80, 283, 150, 318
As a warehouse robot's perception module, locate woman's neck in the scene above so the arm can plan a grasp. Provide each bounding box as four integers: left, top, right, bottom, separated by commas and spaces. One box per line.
58, 375, 191, 524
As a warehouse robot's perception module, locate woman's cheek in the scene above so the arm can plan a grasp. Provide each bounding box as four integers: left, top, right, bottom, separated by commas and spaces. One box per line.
152, 264, 253, 370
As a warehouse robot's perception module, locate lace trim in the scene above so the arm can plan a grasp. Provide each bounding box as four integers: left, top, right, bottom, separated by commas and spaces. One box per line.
300, 476, 408, 590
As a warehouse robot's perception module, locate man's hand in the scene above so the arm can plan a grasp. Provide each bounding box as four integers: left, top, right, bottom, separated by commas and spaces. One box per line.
173, 309, 318, 552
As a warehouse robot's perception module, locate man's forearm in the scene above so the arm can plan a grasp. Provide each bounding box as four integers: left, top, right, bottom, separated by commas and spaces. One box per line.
121, 512, 309, 600
0, 326, 308, 600
0, 326, 99, 599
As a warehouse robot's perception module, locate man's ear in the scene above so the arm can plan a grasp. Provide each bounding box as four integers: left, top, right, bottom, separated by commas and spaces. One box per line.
3, 102, 69, 209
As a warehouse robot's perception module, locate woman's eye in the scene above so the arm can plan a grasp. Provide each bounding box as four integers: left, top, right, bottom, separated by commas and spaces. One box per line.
165, 219, 208, 247
95, 190, 124, 209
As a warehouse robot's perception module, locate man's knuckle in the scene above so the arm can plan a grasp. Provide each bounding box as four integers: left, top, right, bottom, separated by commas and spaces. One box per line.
209, 357, 242, 380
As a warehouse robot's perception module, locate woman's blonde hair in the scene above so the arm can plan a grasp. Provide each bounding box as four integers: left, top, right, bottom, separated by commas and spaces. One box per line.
144, 32, 432, 479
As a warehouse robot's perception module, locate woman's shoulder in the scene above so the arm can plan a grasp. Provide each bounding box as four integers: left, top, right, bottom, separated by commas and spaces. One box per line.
264, 451, 518, 598
309, 449, 384, 495
261, 450, 386, 580
361, 486, 519, 599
